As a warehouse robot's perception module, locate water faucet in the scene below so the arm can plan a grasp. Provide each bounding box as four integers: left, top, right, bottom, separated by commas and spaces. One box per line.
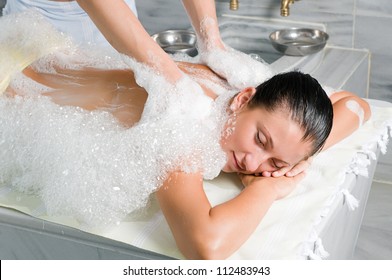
281, 0, 298, 16
229, 0, 239, 11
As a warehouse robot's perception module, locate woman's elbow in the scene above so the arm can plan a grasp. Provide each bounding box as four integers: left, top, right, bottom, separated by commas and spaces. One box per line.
179, 232, 232, 260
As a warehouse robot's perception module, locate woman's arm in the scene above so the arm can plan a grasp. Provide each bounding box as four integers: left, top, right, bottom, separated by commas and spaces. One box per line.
323, 91, 371, 150
156, 171, 304, 259
75, 0, 183, 83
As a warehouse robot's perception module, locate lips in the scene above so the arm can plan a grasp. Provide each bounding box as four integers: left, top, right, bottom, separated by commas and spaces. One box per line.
232, 152, 244, 171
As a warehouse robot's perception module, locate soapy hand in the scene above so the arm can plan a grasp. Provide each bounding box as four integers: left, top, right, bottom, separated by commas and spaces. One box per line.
199, 44, 275, 89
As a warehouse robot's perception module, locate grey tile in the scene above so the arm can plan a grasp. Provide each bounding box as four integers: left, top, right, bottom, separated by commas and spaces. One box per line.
375, 146, 392, 182
353, 226, 392, 259
368, 54, 392, 103
217, 1, 355, 47
361, 181, 392, 230
354, 15, 392, 56
354, 181, 392, 259
137, 0, 191, 34
357, 0, 392, 17
343, 53, 370, 98
216, 0, 356, 15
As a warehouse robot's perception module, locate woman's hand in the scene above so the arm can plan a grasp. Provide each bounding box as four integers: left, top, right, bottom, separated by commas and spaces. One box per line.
238, 171, 306, 200
258, 157, 313, 178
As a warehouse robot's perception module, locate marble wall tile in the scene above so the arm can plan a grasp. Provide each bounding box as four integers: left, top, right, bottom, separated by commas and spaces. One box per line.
368, 54, 392, 102
343, 53, 370, 98
357, 0, 392, 17
216, 0, 355, 15
216, 2, 355, 48
137, 0, 191, 34
354, 15, 392, 56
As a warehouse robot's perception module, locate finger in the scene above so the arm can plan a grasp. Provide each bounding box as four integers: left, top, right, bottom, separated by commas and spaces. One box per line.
261, 171, 272, 177
286, 161, 310, 177
238, 173, 253, 186
271, 166, 290, 177
292, 171, 306, 182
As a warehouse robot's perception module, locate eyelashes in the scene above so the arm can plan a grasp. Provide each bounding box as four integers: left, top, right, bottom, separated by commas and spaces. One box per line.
256, 131, 283, 169
256, 132, 265, 146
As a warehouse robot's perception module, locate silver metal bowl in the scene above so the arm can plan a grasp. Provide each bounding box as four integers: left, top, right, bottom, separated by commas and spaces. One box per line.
151, 30, 198, 57
269, 28, 329, 56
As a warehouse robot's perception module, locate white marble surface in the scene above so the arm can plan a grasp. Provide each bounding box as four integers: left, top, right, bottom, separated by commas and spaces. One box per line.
309, 47, 369, 96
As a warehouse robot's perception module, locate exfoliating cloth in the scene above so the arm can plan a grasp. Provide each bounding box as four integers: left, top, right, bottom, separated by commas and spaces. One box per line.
0, 101, 391, 259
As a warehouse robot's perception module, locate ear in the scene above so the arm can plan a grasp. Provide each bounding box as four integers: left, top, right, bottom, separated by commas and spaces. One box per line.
230, 87, 256, 111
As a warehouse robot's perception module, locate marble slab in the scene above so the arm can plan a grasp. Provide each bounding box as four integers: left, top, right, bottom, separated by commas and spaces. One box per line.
309, 47, 369, 91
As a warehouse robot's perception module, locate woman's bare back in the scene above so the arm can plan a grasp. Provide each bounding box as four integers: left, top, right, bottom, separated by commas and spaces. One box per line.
15, 61, 229, 127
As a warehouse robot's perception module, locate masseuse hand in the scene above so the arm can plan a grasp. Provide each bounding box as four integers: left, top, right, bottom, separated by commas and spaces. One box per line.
238, 172, 306, 200
199, 43, 274, 89
262, 156, 313, 178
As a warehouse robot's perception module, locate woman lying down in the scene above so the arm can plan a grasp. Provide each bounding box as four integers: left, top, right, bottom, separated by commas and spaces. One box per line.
1, 47, 370, 260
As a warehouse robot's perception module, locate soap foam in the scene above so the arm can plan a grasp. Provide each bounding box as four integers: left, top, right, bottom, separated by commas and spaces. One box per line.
196, 16, 274, 89
346, 100, 365, 128
0, 12, 247, 228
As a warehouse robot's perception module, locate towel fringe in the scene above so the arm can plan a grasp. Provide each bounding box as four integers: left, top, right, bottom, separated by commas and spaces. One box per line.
346, 153, 370, 177
341, 189, 359, 211
314, 238, 330, 259
302, 230, 330, 260
299, 105, 392, 260
378, 121, 392, 154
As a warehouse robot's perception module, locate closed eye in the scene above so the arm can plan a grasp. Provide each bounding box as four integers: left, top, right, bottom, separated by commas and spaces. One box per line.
256, 132, 265, 146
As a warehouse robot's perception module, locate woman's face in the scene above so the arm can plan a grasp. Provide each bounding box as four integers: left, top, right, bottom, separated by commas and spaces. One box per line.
220, 88, 312, 175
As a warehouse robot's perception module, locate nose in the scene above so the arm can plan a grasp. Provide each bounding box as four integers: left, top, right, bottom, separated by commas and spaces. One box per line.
243, 151, 268, 173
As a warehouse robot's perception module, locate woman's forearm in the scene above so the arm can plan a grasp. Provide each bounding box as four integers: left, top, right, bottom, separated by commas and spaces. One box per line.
156, 172, 300, 259
76, 0, 183, 82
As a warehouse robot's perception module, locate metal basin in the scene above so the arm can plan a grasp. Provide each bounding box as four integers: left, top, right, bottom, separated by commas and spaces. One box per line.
151, 30, 198, 57
217, 15, 329, 74
269, 28, 329, 56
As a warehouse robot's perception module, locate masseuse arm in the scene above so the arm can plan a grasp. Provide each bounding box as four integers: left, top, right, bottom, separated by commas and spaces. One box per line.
75, 0, 183, 83
181, 0, 225, 50
156, 171, 304, 259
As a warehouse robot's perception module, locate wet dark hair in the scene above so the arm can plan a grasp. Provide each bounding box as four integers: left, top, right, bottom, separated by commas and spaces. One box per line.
248, 71, 333, 157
